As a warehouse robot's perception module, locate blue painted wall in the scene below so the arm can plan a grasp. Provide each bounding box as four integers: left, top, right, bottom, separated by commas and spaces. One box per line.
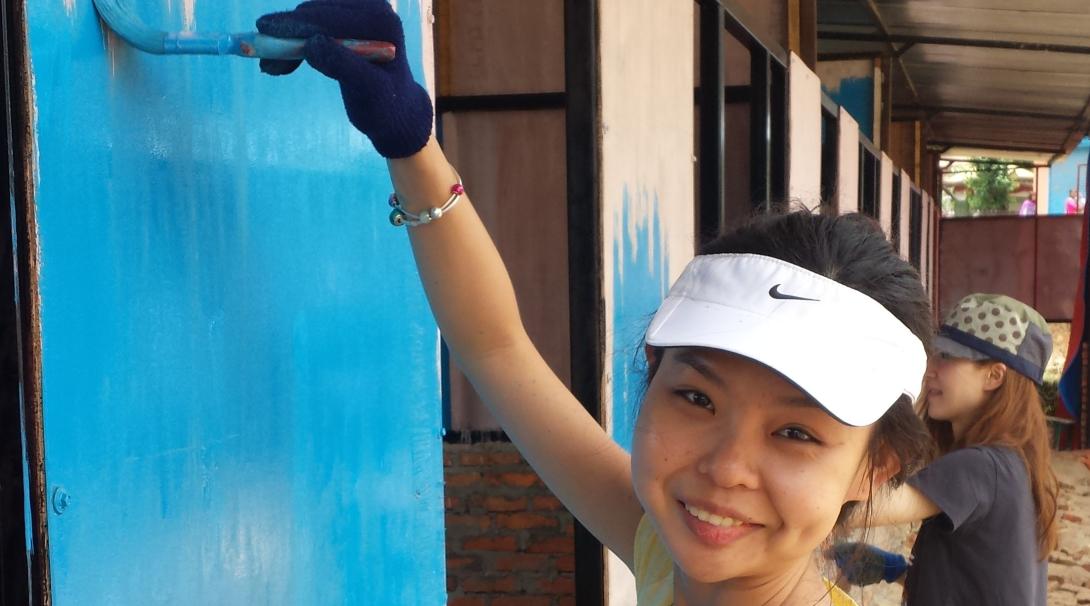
26, 1, 445, 604
610, 186, 669, 451
822, 78, 874, 141
1050, 137, 1090, 214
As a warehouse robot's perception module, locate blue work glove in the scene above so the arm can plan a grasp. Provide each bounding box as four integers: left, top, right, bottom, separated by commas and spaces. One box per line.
256, 0, 433, 158
828, 542, 908, 586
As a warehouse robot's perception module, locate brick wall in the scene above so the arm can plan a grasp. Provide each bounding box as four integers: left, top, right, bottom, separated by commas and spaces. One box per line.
444, 440, 576, 606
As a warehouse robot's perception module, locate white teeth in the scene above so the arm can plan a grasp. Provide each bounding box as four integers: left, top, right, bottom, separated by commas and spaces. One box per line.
685, 504, 743, 527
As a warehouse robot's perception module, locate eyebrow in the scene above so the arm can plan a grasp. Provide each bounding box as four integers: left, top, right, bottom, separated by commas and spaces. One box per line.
781, 394, 822, 409
674, 349, 820, 409
673, 349, 727, 389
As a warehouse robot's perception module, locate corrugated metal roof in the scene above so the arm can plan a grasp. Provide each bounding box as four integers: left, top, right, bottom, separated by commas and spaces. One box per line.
818, 0, 1090, 156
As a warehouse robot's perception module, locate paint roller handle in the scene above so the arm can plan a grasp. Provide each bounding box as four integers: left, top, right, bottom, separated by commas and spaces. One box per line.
241, 34, 396, 62
156, 32, 394, 61
334, 39, 396, 62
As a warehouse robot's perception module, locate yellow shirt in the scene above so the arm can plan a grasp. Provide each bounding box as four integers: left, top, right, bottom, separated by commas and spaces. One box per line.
633, 515, 858, 606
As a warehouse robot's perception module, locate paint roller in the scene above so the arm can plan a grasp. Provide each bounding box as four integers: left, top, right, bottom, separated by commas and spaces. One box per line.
91, 0, 395, 62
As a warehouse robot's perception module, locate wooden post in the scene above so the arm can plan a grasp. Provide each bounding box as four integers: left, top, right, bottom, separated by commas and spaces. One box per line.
787, 0, 800, 58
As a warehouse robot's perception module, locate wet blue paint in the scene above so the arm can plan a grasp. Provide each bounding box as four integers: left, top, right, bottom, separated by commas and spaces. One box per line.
823, 77, 874, 140
611, 186, 670, 452
27, 1, 444, 604
1049, 137, 1090, 215
91, 0, 395, 61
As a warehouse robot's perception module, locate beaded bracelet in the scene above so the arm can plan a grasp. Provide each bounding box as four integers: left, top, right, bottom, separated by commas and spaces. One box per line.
388, 177, 465, 227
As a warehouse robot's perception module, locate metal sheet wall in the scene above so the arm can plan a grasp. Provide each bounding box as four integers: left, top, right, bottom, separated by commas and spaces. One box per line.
938, 216, 1081, 321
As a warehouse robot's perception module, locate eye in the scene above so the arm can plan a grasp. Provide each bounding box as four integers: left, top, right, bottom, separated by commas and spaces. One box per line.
675, 389, 714, 411
775, 426, 819, 443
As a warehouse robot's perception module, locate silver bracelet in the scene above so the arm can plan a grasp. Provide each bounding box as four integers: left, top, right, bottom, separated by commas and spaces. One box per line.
388, 176, 465, 227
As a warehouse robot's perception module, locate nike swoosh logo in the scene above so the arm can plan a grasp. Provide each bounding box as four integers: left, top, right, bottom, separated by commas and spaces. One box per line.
768, 284, 820, 301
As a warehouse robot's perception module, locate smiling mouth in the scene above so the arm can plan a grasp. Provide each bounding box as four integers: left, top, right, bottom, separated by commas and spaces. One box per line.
679, 501, 762, 546
684, 503, 747, 528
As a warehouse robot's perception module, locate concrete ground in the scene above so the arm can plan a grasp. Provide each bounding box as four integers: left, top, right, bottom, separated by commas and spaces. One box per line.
836, 450, 1090, 606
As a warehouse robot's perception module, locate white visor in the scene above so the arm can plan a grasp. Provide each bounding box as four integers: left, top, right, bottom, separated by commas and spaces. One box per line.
644, 253, 926, 426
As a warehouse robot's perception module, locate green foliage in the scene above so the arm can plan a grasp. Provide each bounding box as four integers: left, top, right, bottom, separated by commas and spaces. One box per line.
965, 159, 1015, 213
1038, 380, 1058, 416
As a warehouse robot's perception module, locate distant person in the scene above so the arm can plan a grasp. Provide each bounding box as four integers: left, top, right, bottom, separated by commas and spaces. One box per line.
836, 294, 1058, 605
1065, 189, 1080, 214
1019, 194, 1037, 216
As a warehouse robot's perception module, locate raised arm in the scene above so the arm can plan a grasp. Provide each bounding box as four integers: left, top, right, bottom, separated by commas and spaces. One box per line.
257, 1, 644, 565
391, 139, 642, 563
857, 483, 940, 528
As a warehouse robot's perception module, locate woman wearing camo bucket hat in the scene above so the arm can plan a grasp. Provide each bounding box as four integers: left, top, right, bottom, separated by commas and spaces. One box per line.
851, 293, 1059, 606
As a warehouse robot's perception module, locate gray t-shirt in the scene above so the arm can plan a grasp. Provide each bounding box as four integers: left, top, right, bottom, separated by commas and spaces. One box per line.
904, 446, 1046, 606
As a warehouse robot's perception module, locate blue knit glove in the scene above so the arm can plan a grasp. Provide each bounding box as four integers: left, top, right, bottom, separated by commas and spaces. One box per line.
256, 0, 433, 158
828, 542, 908, 586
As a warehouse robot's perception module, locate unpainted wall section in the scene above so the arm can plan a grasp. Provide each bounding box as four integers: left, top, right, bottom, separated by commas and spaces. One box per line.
433, 4, 577, 604
879, 153, 893, 237
887, 120, 919, 184
436, 0, 563, 96
436, 0, 570, 431
837, 108, 860, 214
600, 0, 695, 453
601, 1, 695, 603
789, 53, 822, 209
922, 193, 933, 293
440, 108, 570, 429
733, 0, 789, 53
25, 1, 444, 603
938, 216, 1082, 321
899, 171, 912, 259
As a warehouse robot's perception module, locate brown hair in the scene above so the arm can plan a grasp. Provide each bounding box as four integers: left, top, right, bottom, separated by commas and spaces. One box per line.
920, 366, 1059, 558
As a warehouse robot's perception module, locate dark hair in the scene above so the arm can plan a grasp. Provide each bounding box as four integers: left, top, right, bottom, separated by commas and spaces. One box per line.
646, 210, 936, 529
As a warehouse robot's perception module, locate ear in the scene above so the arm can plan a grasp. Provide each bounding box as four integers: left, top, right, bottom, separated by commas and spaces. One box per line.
846, 447, 902, 502
982, 362, 1007, 392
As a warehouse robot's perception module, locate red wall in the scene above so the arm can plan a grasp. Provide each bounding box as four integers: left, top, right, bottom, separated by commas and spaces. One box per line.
938, 215, 1082, 321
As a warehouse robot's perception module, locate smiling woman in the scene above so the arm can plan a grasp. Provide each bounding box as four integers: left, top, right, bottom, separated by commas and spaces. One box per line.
623, 214, 937, 605
634, 350, 877, 595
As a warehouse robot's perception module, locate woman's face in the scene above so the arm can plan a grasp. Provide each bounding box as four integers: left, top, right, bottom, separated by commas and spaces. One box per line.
630, 347, 878, 585
923, 354, 994, 431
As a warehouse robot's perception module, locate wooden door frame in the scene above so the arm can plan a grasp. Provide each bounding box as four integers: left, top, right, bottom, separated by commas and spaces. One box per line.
2, 0, 49, 603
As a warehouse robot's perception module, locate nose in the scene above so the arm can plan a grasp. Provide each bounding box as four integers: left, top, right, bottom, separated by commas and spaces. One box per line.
924, 356, 940, 379
697, 422, 761, 491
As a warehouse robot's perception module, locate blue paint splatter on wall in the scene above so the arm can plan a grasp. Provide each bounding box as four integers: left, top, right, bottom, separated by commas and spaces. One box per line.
27, 1, 444, 604
611, 186, 670, 452
824, 77, 874, 141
